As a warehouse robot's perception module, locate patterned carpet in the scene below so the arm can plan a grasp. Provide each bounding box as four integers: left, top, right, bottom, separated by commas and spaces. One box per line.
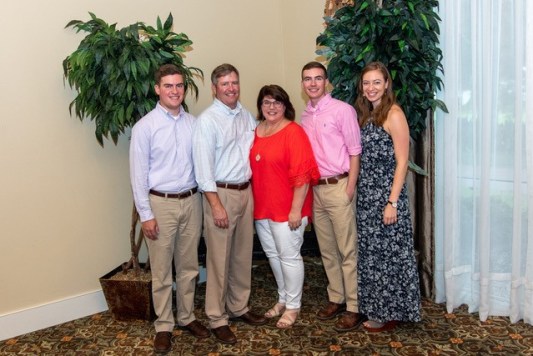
2, 257, 533, 355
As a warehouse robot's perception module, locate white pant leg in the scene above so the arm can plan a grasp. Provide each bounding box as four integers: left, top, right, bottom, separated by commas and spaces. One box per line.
256, 217, 307, 309
256, 219, 287, 304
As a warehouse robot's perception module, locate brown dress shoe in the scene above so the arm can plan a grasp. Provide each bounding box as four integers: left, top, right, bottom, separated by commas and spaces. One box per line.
182, 320, 210, 339
333, 312, 366, 332
231, 311, 268, 326
153, 331, 172, 353
316, 302, 346, 320
211, 325, 237, 344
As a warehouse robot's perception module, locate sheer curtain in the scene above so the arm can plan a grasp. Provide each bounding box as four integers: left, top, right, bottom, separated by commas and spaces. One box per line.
435, 0, 533, 324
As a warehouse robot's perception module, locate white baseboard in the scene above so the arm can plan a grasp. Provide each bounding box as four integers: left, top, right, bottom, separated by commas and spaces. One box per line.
0, 267, 207, 341
0, 290, 108, 341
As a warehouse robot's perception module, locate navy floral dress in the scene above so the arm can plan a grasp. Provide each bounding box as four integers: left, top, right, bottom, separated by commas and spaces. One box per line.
356, 122, 421, 323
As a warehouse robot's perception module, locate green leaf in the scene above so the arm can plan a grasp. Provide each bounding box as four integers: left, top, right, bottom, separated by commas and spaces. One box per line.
63, 12, 204, 146
130, 61, 137, 80
434, 99, 449, 113
163, 13, 173, 31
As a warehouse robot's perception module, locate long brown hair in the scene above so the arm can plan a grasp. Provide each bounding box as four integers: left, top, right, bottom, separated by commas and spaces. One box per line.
355, 62, 396, 128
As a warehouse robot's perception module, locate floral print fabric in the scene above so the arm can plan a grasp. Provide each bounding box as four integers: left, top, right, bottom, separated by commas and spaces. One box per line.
356, 123, 421, 323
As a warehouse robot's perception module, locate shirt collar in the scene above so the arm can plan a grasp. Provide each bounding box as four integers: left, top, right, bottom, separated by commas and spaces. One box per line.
305, 93, 332, 113
157, 102, 183, 120
214, 98, 242, 116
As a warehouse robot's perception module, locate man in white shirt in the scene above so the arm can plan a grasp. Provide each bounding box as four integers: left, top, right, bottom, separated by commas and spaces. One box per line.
193, 63, 266, 345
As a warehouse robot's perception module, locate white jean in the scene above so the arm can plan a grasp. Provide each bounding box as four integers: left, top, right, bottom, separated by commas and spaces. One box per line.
255, 217, 307, 309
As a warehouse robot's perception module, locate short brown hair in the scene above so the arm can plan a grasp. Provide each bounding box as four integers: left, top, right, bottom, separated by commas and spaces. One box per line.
155, 64, 184, 85
256, 85, 296, 121
301, 61, 328, 80
211, 63, 239, 85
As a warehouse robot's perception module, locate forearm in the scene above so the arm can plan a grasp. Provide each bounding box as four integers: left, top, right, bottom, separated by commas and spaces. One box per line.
388, 160, 408, 202
204, 191, 223, 210
346, 155, 360, 200
347, 155, 360, 189
290, 183, 309, 215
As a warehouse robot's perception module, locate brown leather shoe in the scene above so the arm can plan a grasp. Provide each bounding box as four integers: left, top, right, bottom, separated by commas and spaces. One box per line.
231, 311, 268, 326
211, 325, 237, 344
333, 312, 366, 332
182, 320, 210, 339
153, 331, 172, 353
316, 302, 346, 320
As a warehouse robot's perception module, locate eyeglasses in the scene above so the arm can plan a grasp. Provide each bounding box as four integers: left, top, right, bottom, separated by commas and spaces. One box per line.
261, 99, 283, 108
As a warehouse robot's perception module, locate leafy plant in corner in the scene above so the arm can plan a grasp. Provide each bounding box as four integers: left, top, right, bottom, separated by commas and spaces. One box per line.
62, 13, 203, 279
63, 12, 203, 146
317, 0, 448, 140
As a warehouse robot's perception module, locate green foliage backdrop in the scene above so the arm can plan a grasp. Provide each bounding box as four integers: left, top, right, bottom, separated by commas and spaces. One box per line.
317, 0, 447, 139
63, 13, 203, 146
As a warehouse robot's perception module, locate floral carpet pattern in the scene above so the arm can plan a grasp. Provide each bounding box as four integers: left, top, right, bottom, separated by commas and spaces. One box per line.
2, 257, 533, 355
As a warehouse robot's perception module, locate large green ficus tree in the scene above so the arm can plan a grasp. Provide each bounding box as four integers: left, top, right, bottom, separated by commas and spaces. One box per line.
63, 13, 203, 274
63, 13, 203, 146
317, 0, 447, 139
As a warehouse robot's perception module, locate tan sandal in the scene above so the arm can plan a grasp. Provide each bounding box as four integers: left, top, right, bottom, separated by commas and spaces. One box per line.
264, 303, 286, 318
276, 308, 299, 329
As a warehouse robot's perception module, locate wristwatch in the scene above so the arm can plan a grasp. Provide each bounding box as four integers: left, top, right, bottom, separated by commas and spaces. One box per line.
387, 200, 398, 208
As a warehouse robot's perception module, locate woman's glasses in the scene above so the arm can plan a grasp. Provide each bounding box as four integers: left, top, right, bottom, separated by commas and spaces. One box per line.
261, 99, 283, 108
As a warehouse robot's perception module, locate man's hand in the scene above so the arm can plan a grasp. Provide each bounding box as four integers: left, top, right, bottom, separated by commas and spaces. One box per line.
345, 185, 355, 203
142, 219, 159, 240
204, 191, 229, 229
211, 205, 229, 229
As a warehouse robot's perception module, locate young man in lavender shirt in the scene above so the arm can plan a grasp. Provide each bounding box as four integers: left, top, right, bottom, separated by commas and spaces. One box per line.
130, 64, 209, 353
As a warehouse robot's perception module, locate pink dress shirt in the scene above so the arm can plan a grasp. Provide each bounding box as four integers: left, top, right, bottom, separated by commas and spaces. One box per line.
301, 94, 362, 177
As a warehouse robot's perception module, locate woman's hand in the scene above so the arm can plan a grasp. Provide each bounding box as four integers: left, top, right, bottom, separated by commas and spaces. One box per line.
383, 204, 398, 225
288, 210, 302, 231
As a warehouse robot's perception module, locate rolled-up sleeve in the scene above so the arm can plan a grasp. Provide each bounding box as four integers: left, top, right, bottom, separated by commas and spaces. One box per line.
192, 117, 218, 192
341, 105, 362, 156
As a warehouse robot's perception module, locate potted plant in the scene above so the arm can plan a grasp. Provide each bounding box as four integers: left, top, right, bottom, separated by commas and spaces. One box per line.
63, 12, 203, 320
316, 0, 448, 297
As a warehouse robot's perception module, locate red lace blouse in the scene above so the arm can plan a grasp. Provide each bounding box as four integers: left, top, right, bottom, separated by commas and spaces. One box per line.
250, 122, 320, 222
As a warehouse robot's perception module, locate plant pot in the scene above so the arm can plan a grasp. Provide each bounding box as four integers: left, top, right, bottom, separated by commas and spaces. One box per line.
99, 264, 156, 321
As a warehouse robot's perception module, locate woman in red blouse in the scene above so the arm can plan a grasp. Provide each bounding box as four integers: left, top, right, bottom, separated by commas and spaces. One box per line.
250, 85, 320, 328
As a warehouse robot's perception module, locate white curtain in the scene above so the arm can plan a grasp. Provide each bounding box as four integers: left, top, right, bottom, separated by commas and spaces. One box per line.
435, 0, 533, 324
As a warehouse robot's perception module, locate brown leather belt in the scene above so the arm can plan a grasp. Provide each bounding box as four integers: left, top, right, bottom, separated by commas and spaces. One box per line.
317, 172, 349, 185
216, 181, 250, 190
149, 187, 198, 199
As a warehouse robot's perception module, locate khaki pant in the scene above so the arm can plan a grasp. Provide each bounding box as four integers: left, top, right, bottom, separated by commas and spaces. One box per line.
203, 187, 254, 329
312, 178, 359, 313
147, 193, 202, 332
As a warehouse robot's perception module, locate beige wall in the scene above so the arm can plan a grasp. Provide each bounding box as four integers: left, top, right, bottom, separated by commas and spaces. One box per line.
0, 0, 325, 317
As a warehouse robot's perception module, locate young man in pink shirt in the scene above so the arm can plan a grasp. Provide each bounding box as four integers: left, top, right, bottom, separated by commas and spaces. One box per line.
300, 61, 365, 332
